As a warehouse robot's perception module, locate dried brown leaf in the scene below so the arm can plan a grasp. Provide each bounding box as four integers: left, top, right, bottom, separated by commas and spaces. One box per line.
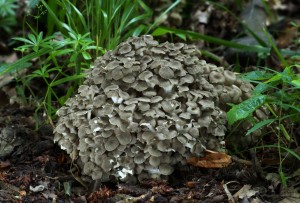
187, 151, 232, 168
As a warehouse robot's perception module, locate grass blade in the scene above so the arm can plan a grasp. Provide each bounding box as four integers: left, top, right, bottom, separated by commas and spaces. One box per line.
246, 119, 276, 136
152, 26, 270, 53
147, 0, 180, 33
50, 74, 85, 87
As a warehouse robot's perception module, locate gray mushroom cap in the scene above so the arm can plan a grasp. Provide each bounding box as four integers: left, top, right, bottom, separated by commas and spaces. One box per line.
54, 35, 250, 183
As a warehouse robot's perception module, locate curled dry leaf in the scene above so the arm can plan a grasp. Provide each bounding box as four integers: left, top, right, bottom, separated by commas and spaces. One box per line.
0, 160, 11, 169
187, 151, 232, 168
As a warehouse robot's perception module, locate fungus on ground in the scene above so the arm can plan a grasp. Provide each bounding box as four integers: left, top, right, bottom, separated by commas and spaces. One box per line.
54, 35, 254, 183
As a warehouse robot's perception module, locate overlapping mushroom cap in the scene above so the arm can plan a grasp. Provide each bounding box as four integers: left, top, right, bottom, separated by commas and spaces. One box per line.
54, 35, 252, 182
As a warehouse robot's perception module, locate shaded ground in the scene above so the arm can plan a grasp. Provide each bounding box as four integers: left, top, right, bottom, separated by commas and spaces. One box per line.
0, 104, 299, 202
1, 0, 300, 202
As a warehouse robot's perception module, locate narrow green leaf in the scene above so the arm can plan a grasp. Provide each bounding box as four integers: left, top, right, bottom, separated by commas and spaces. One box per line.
82, 51, 91, 60
263, 29, 288, 67
51, 49, 74, 56
246, 119, 276, 136
50, 74, 85, 87
152, 27, 270, 53
291, 78, 300, 87
37, 32, 44, 43
125, 14, 151, 28
41, 0, 68, 34
253, 82, 278, 95
13, 37, 34, 45
0, 48, 52, 74
279, 171, 287, 187
254, 145, 300, 161
227, 95, 267, 125
241, 71, 274, 81
0, 41, 65, 75
69, 2, 88, 32
28, 34, 37, 44
147, 0, 181, 33
132, 24, 147, 36
265, 73, 282, 83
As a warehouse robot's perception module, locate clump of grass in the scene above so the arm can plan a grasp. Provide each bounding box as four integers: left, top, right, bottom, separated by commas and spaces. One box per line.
0, 0, 182, 127
41, 0, 152, 51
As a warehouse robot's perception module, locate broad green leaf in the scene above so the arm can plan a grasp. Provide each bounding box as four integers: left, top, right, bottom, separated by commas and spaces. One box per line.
227, 95, 267, 125
246, 119, 276, 136
63, 181, 71, 196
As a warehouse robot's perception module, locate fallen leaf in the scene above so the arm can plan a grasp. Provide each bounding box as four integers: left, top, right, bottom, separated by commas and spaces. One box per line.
35, 155, 50, 163
88, 186, 114, 202
0, 172, 7, 181
30, 185, 45, 192
187, 151, 232, 168
233, 185, 258, 200
19, 190, 26, 197
0, 53, 18, 63
185, 181, 197, 188
0, 160, 11, 169
19, 175, 32, 188
42, 190, 57, 200
222, 182, 235, 203
278, 187, 300, 203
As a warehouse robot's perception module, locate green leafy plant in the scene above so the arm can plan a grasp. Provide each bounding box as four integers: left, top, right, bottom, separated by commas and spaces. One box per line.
227, 65, 300, 185
0, 0, 182, 125
11, 31, 101, 126
0, 0, 18, 33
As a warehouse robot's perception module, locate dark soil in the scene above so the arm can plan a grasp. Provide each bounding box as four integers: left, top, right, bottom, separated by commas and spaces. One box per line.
0, 104, 297, 203
1, 0, 300, 202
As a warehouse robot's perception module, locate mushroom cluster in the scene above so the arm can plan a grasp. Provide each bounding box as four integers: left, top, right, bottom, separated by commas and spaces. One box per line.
54, 35, 253, 183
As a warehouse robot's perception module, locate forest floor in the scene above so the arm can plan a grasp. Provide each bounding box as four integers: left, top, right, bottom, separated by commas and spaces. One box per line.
0, 0, 300, 202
